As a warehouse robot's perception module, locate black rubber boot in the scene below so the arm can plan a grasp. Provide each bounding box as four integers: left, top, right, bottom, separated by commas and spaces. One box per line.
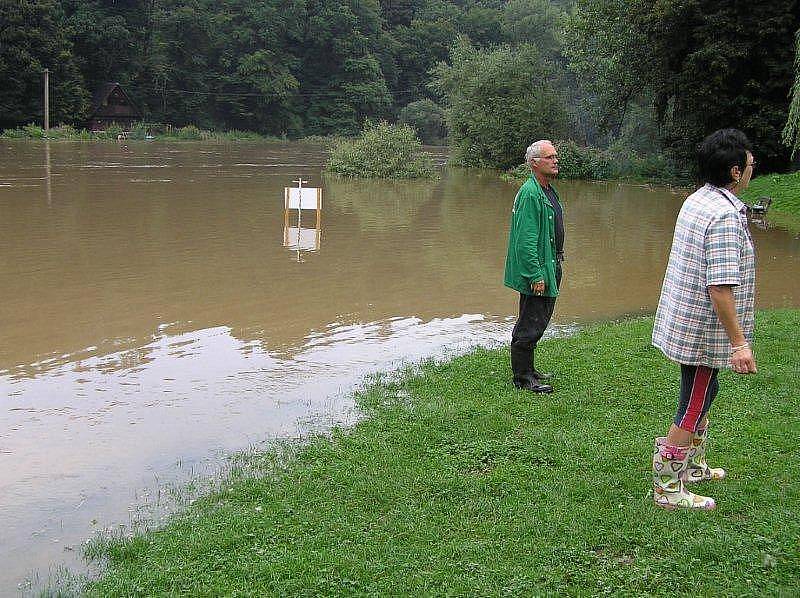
511, 346, 553, 393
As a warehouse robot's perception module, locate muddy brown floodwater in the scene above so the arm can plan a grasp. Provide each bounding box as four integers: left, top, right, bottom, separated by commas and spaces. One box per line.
1, 141, 798, 592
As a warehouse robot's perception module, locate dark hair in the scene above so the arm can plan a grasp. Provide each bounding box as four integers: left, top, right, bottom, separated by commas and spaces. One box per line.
697, 128, 752, 187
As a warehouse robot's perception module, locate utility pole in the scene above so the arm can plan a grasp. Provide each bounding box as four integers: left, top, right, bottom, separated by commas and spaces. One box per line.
43, 68, 49, 135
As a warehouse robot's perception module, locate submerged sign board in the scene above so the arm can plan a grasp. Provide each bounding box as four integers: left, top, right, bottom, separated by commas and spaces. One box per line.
285, 187, 322, 211
283, 179, 323, 261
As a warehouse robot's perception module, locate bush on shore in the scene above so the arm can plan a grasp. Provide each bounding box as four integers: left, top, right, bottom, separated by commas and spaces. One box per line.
502, 139, 676, 183
326, 120, 436, 179
0, 123, 284, 142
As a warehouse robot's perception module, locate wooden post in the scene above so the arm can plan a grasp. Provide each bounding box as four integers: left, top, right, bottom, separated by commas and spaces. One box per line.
43, 69, 49, 135
284, 187, 290, 229
316, 187, 322, 231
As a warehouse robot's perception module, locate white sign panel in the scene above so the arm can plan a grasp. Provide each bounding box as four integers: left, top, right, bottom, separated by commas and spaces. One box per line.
285, 187, 321, 210
284, 226, 319, 251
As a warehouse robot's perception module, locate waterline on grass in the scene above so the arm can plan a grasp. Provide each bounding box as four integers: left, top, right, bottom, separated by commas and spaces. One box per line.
12, 315, 579, 595
84, 311, 800, 596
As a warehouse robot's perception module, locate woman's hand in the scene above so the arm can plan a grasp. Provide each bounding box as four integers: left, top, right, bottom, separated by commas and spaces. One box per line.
731, 345, 757, 374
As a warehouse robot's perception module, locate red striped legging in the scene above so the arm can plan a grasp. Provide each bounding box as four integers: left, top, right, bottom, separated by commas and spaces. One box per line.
674, 364, 719, 433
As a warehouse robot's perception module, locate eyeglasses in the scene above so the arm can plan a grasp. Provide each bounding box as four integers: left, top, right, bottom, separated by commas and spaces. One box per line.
535, 154, 559, 161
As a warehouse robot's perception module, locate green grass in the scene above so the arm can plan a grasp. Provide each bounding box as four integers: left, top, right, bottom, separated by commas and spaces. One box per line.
85, 310, 800, 596
741, 172, 800, 231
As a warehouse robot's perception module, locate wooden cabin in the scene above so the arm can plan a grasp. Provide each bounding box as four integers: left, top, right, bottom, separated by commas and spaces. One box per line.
86, 83, 142, 131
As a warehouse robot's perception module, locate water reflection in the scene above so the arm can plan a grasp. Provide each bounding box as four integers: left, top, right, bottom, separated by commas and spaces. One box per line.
0, 141, 798, 593
44, 141, 52, 206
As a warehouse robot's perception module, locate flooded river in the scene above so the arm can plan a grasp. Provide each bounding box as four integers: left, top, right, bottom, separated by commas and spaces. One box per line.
1, 141, 799, 592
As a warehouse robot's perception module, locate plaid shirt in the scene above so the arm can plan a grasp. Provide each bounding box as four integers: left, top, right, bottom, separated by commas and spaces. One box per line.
652, 184, 756, 368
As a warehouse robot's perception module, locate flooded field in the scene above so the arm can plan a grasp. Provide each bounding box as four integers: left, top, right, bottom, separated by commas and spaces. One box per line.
1, 141, 798, 592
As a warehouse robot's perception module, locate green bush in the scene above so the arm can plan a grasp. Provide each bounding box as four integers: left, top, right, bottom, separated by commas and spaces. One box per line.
172, 125, 207, 140
0, 126, 31, 138
1, 123, 93, 139
326, 121, 435, 179
48, 124, 76, 138
503, 141, 616, 181
552, 139, 617, 180
23, 124, 46, 138
503, 141, 679, 183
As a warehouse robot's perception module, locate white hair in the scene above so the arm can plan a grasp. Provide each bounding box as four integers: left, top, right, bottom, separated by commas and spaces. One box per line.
525, 140, 552, 164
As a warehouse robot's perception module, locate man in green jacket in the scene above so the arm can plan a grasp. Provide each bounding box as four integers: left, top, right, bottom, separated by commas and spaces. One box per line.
504, 140, 564, 393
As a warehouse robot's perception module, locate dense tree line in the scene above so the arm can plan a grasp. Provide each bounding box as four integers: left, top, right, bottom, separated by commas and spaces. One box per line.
1, 0, 797, 172
566, 0, 800, 173
0, 0, 553, 136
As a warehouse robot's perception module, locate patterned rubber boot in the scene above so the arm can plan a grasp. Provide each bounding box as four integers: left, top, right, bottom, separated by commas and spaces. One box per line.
686, 427, 727, 483
652, 437, 716, 511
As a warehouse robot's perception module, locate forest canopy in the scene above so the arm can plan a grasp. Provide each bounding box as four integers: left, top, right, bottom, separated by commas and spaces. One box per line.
1, 0, 797, 172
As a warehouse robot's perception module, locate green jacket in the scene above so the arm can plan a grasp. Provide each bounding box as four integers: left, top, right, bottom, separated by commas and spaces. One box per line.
503, 174, 560, 297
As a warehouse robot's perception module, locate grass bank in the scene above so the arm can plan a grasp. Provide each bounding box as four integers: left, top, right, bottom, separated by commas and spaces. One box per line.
85, 310, 800, 596
0, 123, 343, 144
741, 171, 800, 231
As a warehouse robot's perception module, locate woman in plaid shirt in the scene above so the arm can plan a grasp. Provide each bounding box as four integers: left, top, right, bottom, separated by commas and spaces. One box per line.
651, 129, 757, 511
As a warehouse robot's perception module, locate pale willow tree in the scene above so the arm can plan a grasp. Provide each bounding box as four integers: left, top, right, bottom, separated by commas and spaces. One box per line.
784, 29, 800, 158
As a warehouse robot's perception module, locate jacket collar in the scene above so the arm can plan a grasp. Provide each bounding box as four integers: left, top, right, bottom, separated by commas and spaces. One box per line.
528, 174, 558, 199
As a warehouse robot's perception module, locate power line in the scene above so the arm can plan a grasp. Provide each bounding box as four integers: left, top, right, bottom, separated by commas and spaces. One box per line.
137, 87, 423, 99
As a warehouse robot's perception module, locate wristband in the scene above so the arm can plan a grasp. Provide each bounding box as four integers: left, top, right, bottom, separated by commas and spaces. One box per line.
730, 343, 749, 354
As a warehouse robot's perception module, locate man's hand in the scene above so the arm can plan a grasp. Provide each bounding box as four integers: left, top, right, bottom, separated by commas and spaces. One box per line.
731, 345, 757, 374
531, 280, 545, 295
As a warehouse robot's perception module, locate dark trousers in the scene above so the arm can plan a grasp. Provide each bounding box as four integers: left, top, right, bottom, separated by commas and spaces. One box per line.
511, 265, 562, 351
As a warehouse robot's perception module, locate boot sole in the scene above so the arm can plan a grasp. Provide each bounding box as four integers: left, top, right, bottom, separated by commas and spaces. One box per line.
654, 499, 716, 511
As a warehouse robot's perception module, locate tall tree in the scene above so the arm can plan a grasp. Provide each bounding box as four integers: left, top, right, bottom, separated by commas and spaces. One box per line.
431, 37, 568, 168
299, 0, 392, 134
784, 29, 800, 159
63, 0, 142, 95
564, 0, 654, 142
0, 0, 88, 127
502, 0, 563, 59
208, 0, 304, 135
637, 0, 799, 171
567, 0, 799, 171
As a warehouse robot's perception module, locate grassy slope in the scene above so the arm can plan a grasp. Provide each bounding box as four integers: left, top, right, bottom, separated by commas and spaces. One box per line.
741, 172, 800, 230
87, 310, 800, 596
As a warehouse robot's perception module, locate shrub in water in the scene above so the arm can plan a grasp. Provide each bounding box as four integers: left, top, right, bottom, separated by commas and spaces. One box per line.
23, 124, 46, 138
174, 125, 207, 140
553, 140, 617, 180
326, 121, 435, 179
1, 126, 31, 138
